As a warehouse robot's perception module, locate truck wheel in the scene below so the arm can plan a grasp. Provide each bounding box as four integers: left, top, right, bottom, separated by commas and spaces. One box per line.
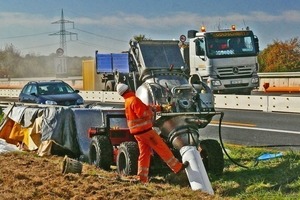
198, 139, 224, 176
89, 135, 113, 170
116, 141, 139, 176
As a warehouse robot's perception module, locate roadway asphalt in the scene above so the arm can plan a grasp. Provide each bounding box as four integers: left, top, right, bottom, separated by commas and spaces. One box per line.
200, 108, 300, 151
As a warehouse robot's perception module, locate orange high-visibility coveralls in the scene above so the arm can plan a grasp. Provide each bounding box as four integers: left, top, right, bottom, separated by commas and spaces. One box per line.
122, 91, 183, 183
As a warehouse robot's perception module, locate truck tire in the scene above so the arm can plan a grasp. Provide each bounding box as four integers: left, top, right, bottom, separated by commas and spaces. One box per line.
116, 141, 139, 176
199, 139, 224, 176
89, 135, 113, 170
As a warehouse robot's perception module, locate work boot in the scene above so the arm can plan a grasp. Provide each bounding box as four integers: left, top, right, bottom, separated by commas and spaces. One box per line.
176, 161, 189, 173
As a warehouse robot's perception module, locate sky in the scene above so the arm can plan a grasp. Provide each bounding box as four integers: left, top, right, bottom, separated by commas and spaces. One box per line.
0, 0, 300, 57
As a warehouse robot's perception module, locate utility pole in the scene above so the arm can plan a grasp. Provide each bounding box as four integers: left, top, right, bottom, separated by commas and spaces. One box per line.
50, 9, 77, 77
50, 9, 78, 56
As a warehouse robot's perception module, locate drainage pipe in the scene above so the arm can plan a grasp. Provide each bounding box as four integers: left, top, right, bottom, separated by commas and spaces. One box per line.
180, 145, 214, 195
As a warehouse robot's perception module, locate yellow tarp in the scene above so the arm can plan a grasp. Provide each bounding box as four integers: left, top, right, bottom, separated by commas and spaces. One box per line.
0, 116, 42, 151
0, 118, 18, 145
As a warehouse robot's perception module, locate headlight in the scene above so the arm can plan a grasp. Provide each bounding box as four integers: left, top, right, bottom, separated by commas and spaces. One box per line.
76, 98, 84, 105
251, 77, 259, 83
211, 80, 222, 86
45, 100, 57, 105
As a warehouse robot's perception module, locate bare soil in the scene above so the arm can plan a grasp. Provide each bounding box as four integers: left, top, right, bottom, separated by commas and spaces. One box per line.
0, 151, 216, 200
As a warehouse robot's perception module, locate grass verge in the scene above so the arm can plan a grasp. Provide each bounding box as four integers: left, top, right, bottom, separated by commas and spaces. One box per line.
212, 144, 300, 199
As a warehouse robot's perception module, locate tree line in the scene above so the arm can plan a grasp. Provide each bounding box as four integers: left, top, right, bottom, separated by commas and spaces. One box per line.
0, 44, 92, 78
0, 37, 299, 78
258, 37, 300, 72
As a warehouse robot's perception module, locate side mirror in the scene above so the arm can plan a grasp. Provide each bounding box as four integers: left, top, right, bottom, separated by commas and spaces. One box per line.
194, 39, 205, 57
254, 36, 259, 53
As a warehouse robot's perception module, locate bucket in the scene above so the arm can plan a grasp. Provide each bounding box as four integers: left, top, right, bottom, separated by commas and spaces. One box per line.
61, 156, 83, 174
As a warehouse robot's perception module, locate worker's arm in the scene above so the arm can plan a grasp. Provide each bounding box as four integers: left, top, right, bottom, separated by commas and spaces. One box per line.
131, 98, 153, 119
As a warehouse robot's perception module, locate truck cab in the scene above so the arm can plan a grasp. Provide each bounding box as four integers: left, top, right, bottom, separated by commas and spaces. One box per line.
181, 26, 260, 95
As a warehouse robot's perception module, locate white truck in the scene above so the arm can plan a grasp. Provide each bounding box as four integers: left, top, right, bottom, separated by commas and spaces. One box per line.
180, 25, 260, 95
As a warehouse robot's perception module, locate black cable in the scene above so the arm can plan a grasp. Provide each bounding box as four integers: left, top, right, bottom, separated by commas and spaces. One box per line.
217, 113, 299, 168
217, 111, 250, 169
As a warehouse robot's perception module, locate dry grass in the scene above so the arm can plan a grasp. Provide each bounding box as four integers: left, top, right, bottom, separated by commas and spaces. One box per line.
0, 151, 217, 200
2, 145, 299, 199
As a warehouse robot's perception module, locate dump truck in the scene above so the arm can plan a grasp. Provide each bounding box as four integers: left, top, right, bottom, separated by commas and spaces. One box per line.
94, 51, 137, 91
180, 25, 260, 95
87, 40, 225, 193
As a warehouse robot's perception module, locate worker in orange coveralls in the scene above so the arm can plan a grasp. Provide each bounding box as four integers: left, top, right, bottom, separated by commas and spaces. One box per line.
116, 83, 188, 183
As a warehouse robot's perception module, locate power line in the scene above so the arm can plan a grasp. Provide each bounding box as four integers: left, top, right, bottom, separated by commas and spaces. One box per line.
69, 39, 125, 52
0, 32, 53, 40
73, 27, 127, 43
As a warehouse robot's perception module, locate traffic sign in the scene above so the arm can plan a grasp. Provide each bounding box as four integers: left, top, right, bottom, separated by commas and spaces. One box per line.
180, 35, 186, 42
56, 48, 64, 56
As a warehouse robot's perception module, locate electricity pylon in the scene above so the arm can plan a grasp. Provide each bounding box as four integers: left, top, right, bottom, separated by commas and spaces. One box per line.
50, 9, 78, 56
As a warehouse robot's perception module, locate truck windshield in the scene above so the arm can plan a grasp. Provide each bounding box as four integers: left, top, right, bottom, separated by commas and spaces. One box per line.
204, 31, 257, 58
139, 41, 185, 69
154, 74, 188, 90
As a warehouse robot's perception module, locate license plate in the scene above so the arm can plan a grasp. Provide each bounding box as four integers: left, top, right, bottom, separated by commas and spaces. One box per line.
231, 80, 242, 84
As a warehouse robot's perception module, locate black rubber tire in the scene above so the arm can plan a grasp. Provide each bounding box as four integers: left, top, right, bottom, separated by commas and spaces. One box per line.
89, 135, 113, 170
116, 141, 139, 176
199, 139, 224, 176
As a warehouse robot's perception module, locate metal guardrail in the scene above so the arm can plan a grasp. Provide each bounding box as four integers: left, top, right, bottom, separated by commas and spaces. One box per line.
258, 72, 300, 77
1, 89, 299, 113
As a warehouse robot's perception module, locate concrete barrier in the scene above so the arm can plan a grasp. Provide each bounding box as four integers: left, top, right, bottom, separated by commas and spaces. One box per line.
80, 91, 123, 103
267, 96, 300, 113
0, 89, 299, 113
214, 95, 268, 111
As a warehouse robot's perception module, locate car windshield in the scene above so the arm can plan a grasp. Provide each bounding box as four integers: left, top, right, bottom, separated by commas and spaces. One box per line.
38, 82, 75, 95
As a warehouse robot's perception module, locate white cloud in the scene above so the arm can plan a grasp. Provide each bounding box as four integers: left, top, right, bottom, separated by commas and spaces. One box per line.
1, 10, 300, 30
281, 10, 300, 22
0, 12, 51, 27
70, 10, 300, 32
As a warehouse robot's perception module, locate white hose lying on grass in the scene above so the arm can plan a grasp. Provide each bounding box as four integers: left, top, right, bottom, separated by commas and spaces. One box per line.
180, 145, 214, 195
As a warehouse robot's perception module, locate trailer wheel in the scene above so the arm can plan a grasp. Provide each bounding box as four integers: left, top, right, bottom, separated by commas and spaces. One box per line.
199, 139, 224, 176
89, 135, 113, 170
116, 141, 139, 176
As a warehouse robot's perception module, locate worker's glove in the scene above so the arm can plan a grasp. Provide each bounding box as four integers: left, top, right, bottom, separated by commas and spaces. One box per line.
152, 104, 162, 112
161, 104, 172, 112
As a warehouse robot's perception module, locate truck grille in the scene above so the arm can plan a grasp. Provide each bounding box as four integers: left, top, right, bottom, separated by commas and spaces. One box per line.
57, 100, 77, 106
217, 66, 253, 78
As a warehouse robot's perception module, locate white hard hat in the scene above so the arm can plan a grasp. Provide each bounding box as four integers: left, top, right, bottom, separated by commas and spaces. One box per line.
116, 83, 129, 96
